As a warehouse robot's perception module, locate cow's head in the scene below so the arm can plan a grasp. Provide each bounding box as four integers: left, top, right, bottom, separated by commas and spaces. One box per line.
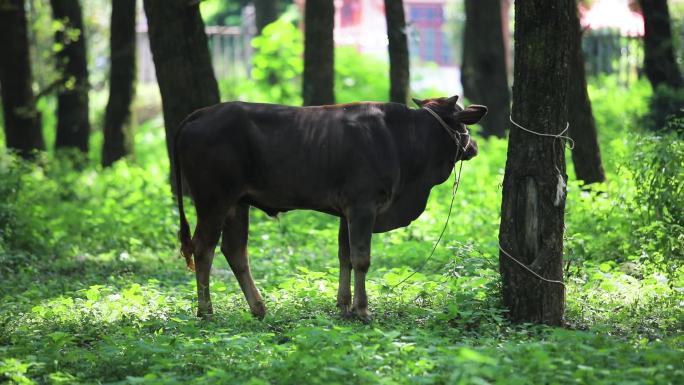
412, 95, 487, 161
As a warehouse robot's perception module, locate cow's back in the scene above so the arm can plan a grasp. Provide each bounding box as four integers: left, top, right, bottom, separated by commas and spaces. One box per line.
178, 102, 403, 217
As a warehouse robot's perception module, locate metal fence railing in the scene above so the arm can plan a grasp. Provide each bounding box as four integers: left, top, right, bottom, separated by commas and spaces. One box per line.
137, 25, 254, 84
583, 29, 643, 86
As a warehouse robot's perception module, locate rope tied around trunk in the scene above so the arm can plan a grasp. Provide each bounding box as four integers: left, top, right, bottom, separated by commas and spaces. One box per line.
509, 115, 572, 207
499, 115, 570, 287
509, 116, 575, 150
498, 246, 566, 287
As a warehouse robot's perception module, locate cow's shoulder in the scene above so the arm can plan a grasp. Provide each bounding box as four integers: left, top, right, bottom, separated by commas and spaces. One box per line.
330, 102, 411, 130
338, 103, 385, 128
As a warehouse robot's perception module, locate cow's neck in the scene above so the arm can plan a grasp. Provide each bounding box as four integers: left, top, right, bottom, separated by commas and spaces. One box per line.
372, 107, 460, 232
409, 108, 459, 185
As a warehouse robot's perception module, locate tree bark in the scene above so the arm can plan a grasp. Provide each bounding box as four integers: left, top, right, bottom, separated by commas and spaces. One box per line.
384, 0, 409, 104
639, 0, 684, 89
102, 0, 136, 167
302, 0, 335, 106
568, 5, 605, 185
461, 0, 510, 138
498, 0, 572, 325
143, 0, 220, 193
255, 0, 280, 85
0, 0, 45, 158
254, 0, 278, 35
50, 0, 90, 154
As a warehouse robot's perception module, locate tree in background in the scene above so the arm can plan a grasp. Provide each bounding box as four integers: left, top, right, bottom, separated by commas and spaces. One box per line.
0, 0, 45, 158
639, 0, 684, 89
461, 0, 510, 138
143, 0, 220, 193
384, 0, 409, 104
639, 0, 684, 131
302, 0, 334, 106
50, 0, 90, 154
499, 0, 573, 325
568, 3, 605, 184
255, 0, 283, 85
255, 0, 278, 34
102, 0, 136, 167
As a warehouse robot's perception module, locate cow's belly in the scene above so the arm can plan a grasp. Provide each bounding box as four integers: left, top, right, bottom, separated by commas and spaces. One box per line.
241, 190, 427, 232
245, 201, 342, 218
240, 189, 343, 218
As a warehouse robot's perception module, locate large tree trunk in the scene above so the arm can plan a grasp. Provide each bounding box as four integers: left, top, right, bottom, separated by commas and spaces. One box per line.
498, 0, 572, 325
254, 0, 278, 35
639, 0, 684, 89
143, 0, 220, 193
50, 0, 90, 154
302, 0, 334, 106
102, 0, 136, 167
461, 0, 510, 138
0, 0, 45, 158
568, 5, 605, 185
384, 0, 409, 104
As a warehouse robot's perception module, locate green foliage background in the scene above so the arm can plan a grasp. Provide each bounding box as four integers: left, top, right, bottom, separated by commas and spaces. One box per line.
1, 75, 683, 384
219, 12, 391, 106
1, 6, 683, 385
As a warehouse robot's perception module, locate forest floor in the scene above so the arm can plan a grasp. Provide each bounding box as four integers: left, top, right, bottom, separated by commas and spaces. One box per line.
1, 78, 683, 384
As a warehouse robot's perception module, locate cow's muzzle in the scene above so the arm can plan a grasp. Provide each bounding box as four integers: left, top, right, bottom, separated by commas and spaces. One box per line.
461, 138, 478, 161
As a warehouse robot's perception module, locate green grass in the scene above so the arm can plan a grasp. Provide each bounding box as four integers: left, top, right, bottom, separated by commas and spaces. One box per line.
1, 77, 683, 384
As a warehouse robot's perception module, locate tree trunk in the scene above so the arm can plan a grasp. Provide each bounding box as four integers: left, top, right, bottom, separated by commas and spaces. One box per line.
0, 0, 45, 158
501, 0, 512, 81
461, 0, 510, 138
254, 0, 278, 35
143, 0, 220, 193
639, 0, 684, 89
255, 0, 280, 85
102, 0, 136, 167
302, 0, 334, 106
568, 5, 605, 185
498, 0, 572, 325
50, 0, 90, 154
384, 0, 409, 104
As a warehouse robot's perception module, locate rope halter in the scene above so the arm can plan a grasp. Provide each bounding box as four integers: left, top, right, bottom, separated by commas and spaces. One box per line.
423, 106, 471, 154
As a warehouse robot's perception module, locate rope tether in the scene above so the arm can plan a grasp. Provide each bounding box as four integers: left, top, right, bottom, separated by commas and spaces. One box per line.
389, 106, 469, 291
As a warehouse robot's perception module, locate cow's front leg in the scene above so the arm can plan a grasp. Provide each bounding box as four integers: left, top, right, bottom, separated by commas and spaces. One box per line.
347, 205, 376, 323
337, 218, 352, 318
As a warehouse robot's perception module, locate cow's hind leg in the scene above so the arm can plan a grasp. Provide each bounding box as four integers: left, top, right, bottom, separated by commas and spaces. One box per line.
337, 218, 352, 318
221, 204, 266, 319
347, 205, 376, 323
192, 203, 227, 319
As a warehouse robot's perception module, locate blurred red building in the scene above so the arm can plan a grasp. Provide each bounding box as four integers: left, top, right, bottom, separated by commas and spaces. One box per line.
334, 0, 453, 66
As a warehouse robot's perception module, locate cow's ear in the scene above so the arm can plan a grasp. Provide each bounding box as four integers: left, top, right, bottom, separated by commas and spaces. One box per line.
445, 95, 459, 107
456, 105, 488, 125
412, 97, 426, 107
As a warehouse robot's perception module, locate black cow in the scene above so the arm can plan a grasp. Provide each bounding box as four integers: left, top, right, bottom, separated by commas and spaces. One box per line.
174, 95, 487, 321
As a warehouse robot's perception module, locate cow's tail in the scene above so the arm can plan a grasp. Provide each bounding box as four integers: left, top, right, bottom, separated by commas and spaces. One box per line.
174, 115, 196, 271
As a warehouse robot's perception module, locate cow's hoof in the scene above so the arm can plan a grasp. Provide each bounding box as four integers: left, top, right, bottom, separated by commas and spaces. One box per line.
251, 301, 267, 320
353, 307, 373, 324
